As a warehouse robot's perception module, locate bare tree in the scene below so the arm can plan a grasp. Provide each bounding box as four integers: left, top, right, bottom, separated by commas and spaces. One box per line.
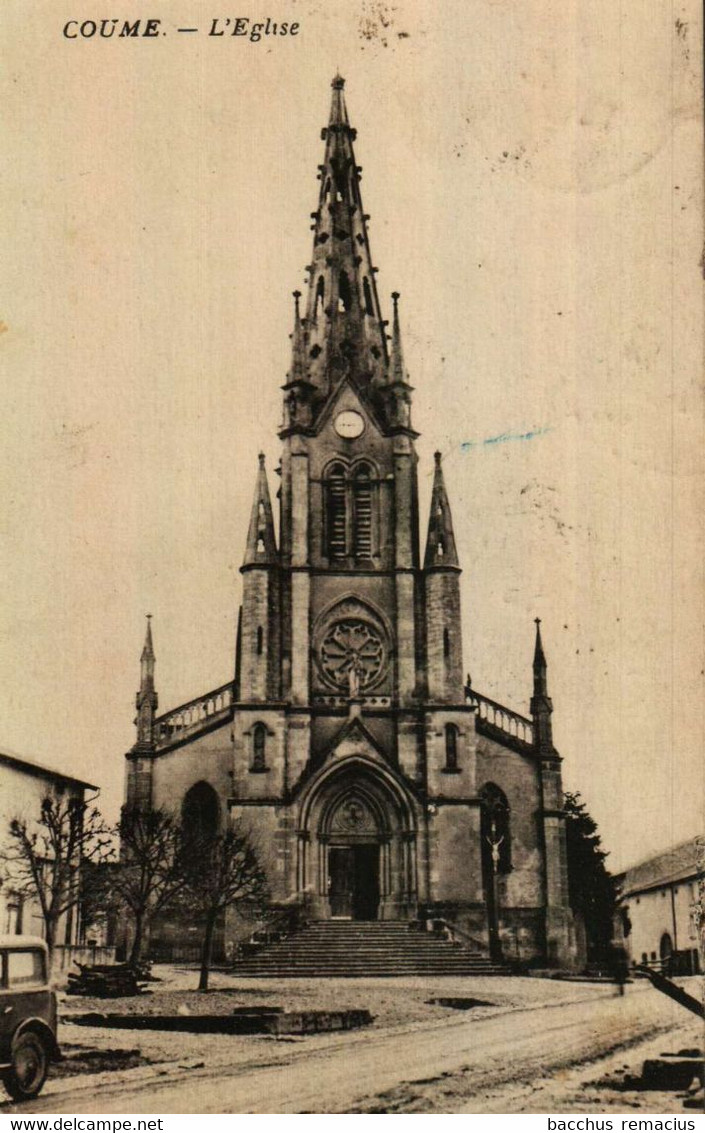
185, 827, 268, 991
1, 793, 112, 956
113, 805, 189, 966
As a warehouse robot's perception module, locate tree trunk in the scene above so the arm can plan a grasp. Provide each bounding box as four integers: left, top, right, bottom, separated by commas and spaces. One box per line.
129, 912, 145, 967
44, 918, 56, 960
199, 912, 217, 992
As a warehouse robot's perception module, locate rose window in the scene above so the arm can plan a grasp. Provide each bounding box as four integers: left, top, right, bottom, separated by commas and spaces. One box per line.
319, 618, 386, 693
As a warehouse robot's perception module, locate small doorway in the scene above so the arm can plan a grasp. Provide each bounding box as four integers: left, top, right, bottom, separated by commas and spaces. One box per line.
329, 845, 380, 920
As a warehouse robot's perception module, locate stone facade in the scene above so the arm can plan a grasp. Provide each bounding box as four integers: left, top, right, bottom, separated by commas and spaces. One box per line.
124, 76, 577, 968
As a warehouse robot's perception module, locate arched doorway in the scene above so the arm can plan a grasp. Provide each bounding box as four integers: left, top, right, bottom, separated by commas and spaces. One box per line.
325, 791, 384, 919
297, 758, 418, 921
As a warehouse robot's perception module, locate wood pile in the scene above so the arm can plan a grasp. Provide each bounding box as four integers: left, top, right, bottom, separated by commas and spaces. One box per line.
67, 962, 150, 998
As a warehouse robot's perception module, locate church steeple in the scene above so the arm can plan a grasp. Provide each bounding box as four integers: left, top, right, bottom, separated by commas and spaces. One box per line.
243, 454, 278, 567
296, 75, 388, 409
424, 452, 460, 570
134, 615, 158, 749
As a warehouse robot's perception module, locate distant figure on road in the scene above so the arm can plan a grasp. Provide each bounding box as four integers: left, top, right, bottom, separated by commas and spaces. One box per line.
610, 942, 629, 995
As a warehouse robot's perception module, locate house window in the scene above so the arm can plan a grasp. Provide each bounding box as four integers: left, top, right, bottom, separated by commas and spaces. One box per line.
252, 723, 267, 772
256, 626, 264, 655
444, 724, 459, 771
443, 627, 451, 660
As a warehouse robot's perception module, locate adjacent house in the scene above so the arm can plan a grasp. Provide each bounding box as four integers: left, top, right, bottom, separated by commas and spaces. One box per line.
616, 836, 703, 975
0, 747, 98, 955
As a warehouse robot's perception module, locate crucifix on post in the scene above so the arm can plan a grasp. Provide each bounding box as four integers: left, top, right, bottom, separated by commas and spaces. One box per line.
484, 813, 505, 962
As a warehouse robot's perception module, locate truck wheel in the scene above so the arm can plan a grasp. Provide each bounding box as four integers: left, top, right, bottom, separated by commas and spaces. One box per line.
2, 1031, 49, 1101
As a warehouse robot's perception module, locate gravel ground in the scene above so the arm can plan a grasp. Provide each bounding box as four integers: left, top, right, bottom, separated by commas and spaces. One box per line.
45, 965, 624, 1089
16, 982, 697, 1115
61, 963, 619, 1028
350, 1016, 704, 1113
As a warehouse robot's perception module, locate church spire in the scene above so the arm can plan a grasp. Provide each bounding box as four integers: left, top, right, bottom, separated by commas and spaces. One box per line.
424, 452, 460, 570
531, 618, 555, 753
302, 75, 388, 402
243, 453, 278, 567
134, 615, 158, 749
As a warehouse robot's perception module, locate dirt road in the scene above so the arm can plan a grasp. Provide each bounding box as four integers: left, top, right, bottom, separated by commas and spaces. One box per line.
10, 986, 693, 1114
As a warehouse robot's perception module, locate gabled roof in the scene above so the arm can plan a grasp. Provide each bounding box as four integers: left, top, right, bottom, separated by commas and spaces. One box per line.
0, 747, 98, 792
619, 836, 703, 896
319, 714, 389, 763
312, 372, 388, 439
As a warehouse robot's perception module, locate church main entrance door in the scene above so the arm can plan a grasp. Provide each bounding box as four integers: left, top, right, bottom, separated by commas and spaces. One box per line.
328, 845, 380, 920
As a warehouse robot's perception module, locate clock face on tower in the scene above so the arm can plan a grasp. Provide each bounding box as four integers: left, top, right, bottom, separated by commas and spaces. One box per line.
334, 410, 365, 439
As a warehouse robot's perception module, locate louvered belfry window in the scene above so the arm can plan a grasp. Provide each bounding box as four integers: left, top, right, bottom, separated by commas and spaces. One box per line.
326, 462, 348, 560
324, 461, 377, 563
353, 464, 373, 560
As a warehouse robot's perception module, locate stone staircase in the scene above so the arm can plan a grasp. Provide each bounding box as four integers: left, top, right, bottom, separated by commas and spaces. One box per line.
233, 921, 509, 978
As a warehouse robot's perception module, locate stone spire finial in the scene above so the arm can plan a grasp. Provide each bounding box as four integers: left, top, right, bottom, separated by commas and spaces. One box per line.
423, 451, 460, 570
533, 617, 548, 695
531, 617, 555, 753
389, 292, 406, 385
243, 454, 278, 567
135, 615, 158, 749
140, 614, 154, 681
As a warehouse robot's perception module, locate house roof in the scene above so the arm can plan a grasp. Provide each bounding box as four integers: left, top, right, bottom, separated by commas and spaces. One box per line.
0, 747, 98, 793
618, 836, 703, 898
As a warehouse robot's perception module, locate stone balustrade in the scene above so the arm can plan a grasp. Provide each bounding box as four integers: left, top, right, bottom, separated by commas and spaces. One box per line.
154, 681, 234, 747
465, 688, 534, 746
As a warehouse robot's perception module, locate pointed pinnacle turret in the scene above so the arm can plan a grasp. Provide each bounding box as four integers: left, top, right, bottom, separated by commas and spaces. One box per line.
531, 617, 555, 754
424, 452, 460, 570
301, 76, 388, 402
140, 614, 155, 687
289, 291, 306, 381
533, 617, 548, 696
243, 454, 278, 567
389, 292, 406, 385
382, 291, 414, 428
135, 615, 158, 749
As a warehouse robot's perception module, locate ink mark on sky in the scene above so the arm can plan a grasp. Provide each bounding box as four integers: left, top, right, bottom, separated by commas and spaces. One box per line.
460, 426, 552, 452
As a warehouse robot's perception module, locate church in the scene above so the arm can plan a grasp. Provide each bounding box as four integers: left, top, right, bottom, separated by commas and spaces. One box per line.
125, 76, 576, 968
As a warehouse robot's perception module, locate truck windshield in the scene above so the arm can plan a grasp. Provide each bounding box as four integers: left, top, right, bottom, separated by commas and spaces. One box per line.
6, 950, 45, 987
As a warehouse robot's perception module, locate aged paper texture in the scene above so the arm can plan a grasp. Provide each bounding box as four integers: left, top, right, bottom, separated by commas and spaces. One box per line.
1, 0, 703, 1116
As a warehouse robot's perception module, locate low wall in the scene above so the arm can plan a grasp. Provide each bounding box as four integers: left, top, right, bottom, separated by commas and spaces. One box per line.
53, 944, 117, 975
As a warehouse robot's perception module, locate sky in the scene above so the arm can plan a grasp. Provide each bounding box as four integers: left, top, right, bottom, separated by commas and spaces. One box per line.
1, 0, 702, 873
